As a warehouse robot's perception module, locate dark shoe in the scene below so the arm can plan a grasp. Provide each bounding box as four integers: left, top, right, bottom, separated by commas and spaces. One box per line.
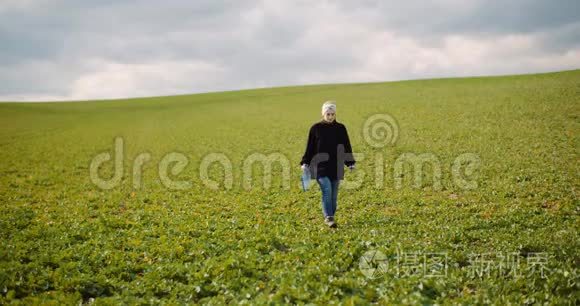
325, 216, 337, 228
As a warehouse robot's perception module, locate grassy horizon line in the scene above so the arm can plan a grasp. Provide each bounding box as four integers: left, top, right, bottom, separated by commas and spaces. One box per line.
2, 68, 579, 104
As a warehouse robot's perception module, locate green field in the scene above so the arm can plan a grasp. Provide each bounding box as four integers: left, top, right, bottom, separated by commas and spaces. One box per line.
0, 70, 578, 304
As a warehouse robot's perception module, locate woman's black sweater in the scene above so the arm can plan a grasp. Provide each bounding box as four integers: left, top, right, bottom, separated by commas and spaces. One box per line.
300, 120, 356, 180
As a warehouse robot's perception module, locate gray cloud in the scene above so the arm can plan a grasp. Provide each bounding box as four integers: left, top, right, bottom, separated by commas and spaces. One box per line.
0, 0, 579, 101
337, 0, 580, 36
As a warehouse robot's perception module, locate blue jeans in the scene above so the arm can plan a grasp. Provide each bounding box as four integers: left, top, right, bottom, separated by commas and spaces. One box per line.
316, 176, 340, 218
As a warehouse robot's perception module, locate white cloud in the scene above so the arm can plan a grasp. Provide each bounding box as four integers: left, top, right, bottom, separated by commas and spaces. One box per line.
68, 59, 227, 100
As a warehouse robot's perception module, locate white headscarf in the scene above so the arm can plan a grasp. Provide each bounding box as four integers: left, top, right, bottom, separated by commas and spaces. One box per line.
321, 101, 337, 115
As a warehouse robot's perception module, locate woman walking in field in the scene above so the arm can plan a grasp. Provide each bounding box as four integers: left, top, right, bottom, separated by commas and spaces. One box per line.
300, 101, 356, 228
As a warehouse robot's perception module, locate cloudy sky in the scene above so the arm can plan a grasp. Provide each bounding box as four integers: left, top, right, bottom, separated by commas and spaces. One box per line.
1, 0, 579, 101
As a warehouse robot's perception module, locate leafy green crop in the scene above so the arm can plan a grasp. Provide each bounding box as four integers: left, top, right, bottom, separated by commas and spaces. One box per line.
0, 70, 578, 304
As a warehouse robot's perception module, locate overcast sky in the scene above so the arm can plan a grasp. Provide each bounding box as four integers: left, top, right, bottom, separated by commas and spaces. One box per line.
1, 0, 579, 101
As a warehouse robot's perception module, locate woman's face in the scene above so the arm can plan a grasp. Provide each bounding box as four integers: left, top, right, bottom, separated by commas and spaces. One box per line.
323, 111, 336, 123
